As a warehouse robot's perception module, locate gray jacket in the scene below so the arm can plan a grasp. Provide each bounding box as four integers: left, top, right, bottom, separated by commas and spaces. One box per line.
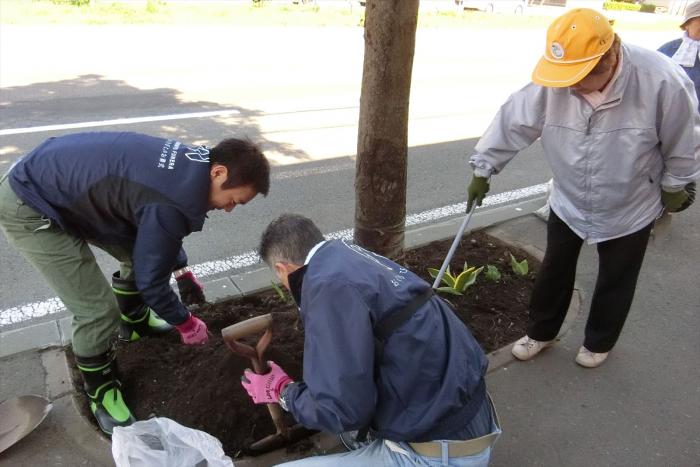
470, 43, 700, 243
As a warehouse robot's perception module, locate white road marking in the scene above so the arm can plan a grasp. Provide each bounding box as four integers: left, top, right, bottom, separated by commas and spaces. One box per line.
0, 109, 241, 136
0, 182, 548, 326
272, 162, 355, 180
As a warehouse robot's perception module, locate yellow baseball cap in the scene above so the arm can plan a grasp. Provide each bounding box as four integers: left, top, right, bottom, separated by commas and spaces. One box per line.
532, 8, 614, 88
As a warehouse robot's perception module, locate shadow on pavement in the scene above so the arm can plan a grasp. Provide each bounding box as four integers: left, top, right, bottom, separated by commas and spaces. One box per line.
0, 73, 312, 163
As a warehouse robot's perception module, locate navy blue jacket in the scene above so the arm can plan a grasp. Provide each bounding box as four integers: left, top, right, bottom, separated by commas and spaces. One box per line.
658, 39, 700, 112
285, 240, 488, 442
8, 132, 212, 325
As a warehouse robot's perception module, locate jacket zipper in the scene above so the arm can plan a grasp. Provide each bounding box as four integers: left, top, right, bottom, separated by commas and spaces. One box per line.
584, 97, 621, 234
585, 99, 620, 135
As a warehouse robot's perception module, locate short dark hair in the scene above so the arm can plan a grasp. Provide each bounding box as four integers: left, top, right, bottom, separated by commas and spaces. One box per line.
258, 214, 325, 266
209, 138, 270, 196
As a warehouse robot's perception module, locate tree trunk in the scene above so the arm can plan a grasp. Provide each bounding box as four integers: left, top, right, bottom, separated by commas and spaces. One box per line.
354, 0, 419, 259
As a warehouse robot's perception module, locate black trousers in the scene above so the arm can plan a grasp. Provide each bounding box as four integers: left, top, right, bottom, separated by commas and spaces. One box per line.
527, 210, 653, 353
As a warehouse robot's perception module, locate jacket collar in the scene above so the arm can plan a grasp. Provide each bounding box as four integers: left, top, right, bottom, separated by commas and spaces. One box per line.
552, 44, 630, 110
288, 240, 328, 306
288, 265, 307, 306
304, 240, 327, 265
597, 44, 629, 109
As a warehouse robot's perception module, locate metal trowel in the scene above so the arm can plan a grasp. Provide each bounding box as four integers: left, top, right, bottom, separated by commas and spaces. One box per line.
0, 395, 52, 454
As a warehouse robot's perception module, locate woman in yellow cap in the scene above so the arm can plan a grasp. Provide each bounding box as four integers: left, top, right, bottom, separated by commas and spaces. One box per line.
466, 8, 700, 368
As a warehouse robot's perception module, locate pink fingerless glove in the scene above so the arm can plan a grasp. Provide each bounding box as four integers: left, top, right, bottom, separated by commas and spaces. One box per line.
175, 314, 209, 345
241, 361, 293, 404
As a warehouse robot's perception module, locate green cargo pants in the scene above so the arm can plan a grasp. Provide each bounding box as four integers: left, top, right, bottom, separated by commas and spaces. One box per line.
0, 173, 133, 357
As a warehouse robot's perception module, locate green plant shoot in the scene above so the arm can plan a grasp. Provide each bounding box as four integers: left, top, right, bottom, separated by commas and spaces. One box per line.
509, 253, 529, 276
485, 264, 501, 282
270, 281, 290, 302
428, 262, 484, 295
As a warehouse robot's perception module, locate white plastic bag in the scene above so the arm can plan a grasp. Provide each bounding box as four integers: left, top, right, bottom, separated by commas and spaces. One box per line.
112, 417, 234, 467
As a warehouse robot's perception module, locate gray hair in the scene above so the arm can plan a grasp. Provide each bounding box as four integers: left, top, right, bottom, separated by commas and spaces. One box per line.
258, 214, 325, 266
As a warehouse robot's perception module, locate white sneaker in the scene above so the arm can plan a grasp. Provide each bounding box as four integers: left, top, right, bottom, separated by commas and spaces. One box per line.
575, 346, 609, 368
511, 335, 553, 361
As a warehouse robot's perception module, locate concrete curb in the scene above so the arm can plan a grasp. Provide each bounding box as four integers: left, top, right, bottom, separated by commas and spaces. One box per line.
37, 347, 113, 465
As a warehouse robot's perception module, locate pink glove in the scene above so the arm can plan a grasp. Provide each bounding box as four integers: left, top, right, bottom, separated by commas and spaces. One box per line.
175, 314, 209, 345
241, 361, 293, 404
175, 269, 206, 306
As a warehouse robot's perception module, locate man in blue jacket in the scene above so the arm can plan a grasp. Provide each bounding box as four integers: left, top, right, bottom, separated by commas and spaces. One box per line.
241, 214, 500, 466
658, 1, 700, 112
0, 132, 270, 435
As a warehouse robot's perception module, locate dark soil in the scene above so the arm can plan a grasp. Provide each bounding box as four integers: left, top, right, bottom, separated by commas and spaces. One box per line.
71, 230, 537, 459
403, 231, 539, 351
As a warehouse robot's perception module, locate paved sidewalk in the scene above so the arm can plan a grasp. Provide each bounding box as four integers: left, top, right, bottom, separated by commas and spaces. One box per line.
1, 205, 698, 466
486, 211, 700, 466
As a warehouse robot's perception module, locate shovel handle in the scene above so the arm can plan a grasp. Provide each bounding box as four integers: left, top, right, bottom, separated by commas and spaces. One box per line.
221, 314, 273, 341
266, 402, 288, 435
221, 315, 290, 439
432, 202, 477, 289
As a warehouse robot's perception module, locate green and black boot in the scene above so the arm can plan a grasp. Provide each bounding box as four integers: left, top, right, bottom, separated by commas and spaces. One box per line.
75, 349, 135, 435
112, 272, 173, 342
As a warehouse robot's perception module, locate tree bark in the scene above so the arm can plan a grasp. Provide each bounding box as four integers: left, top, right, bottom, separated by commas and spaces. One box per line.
354, 0, 419, 259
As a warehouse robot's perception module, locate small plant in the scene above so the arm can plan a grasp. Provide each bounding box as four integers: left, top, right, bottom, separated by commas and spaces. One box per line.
484, 264, 501, 282
428, 263, 484, 296
270, 281, 291, 303
509, 253, 529, 276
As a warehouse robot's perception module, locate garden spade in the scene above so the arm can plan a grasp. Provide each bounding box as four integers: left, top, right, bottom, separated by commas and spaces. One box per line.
221, 314, 313, 454
432, 202, 478, 289
0, 395, 52, 455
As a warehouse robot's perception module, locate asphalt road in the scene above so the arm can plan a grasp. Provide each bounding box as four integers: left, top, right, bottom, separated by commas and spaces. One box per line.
0, 23, 677, 327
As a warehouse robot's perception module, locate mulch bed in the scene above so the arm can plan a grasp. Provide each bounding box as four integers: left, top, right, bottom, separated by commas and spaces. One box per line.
70, 230, 538, 459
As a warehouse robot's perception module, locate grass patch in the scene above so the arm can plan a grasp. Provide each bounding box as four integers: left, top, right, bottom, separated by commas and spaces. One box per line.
0, 1, 364, 26
0, 0, 682, 31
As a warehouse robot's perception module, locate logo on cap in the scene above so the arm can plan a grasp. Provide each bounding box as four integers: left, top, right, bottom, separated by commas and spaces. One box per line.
550, 42, 565, 60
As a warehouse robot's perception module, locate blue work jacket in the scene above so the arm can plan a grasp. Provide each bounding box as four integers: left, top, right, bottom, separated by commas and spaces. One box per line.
8, 132, 212, 324
658, 38, 700, 111
284, 240, 488, 442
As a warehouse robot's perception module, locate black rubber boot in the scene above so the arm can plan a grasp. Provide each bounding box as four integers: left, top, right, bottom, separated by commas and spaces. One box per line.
112, 272, 173, 342
75, 348, 135, 436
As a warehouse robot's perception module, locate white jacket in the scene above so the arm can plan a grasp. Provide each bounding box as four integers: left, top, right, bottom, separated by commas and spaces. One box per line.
470, 44, 700, 243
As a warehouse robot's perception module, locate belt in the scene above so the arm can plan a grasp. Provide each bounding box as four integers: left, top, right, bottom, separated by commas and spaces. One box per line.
409, 433, 497, 458
409, 393, 501, 459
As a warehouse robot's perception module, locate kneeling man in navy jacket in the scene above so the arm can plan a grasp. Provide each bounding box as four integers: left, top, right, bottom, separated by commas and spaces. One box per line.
241, 214, 501, 467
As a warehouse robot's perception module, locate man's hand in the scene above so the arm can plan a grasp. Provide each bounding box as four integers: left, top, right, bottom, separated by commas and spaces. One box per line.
467, 176, 490, 211
175, 269, 206, 306
675, 182, 696, 212
241, 361, 293, 404
661, 188, 690, 213
175, 314, 209, 345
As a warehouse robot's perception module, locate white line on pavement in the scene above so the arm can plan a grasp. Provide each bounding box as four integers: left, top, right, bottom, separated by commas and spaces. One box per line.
0, 109, 241, 136
272, 162, 355, 180
0, 182, 548, 326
